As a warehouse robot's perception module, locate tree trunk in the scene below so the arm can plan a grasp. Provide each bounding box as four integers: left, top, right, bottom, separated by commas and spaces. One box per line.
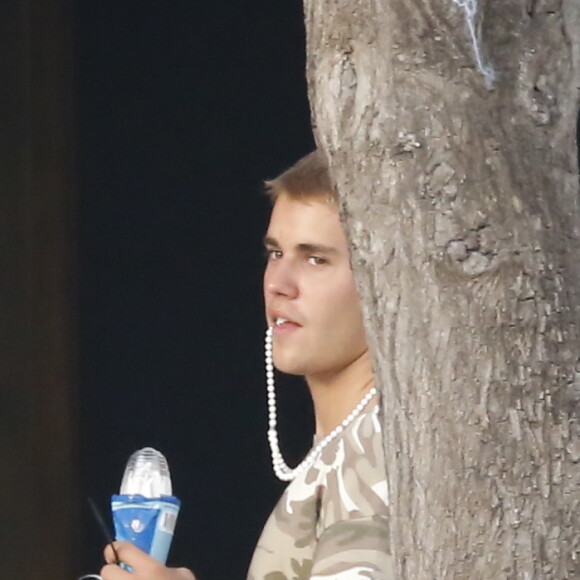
305, 0, 580, 577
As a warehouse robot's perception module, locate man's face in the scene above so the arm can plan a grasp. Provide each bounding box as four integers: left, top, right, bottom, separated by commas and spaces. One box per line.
263, 194, 367, 379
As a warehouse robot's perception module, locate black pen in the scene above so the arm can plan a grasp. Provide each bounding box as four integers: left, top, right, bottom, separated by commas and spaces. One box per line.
88, 497, 120, 565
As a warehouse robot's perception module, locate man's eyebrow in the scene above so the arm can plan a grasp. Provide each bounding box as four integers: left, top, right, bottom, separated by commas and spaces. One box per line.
263, 237, 338, 254
297, 243, 337, 254
263, 236, 279, 248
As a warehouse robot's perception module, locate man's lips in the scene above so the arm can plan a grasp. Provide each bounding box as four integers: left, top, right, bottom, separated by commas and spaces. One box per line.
274, 319, 301, 329
268, 312, 303, 329
272, 319, 302, 334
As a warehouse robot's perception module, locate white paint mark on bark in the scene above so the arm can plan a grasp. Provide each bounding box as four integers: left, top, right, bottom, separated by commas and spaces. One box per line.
452, 0, 496, 88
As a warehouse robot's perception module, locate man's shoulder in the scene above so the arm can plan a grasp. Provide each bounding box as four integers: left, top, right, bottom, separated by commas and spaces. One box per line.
314, 408, 389, 533
320, 407, 384, 474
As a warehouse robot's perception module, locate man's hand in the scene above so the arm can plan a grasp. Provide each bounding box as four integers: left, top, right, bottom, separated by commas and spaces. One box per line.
100, 542, 196, 580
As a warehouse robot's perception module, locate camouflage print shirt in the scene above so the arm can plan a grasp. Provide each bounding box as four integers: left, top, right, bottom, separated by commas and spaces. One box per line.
247, 406, 393, 579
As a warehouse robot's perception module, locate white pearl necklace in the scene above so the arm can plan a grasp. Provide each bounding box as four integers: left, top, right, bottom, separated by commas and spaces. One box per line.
265, 327, 378, 482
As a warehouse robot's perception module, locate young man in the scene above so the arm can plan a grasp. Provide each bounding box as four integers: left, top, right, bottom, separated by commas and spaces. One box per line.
101, 151, 392, 579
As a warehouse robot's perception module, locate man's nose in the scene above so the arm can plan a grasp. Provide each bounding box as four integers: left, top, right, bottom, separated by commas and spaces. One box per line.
265, 261, 299, 299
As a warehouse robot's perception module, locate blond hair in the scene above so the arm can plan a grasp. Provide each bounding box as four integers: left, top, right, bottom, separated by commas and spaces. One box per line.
264, 150, 335, 203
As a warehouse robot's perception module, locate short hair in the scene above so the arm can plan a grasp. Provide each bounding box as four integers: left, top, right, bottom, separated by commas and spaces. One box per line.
264, 150, 335, 204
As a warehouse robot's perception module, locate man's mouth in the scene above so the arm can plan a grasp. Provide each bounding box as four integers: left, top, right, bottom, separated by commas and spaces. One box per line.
272, 316, 301, 329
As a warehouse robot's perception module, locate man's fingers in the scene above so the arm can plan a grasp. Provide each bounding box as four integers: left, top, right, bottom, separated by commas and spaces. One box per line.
100, 563, 130, 580
104, 541, 156, 568
103, 542, 120, 564
101, 542, 196, 580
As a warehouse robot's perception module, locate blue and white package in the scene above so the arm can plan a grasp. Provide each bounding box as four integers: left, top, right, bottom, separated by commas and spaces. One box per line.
111, 447, 180, 564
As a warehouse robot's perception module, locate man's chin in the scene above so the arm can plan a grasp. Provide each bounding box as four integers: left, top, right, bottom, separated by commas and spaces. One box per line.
272, 355, 306, 376
273, 364, 304, 376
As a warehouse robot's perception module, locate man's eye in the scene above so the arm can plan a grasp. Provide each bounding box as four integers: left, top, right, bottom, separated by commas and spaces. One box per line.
265, 249, 282, 261
307, 256, 327, 266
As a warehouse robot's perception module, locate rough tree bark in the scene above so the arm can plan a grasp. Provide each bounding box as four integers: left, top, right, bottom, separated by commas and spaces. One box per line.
305, 0, 580, 578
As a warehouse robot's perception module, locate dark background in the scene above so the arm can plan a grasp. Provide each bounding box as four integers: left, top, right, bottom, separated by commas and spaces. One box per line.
75, 2, 315, 578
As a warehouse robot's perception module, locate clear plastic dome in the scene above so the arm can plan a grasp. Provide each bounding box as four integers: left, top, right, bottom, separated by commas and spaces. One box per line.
120, 447, 172, 497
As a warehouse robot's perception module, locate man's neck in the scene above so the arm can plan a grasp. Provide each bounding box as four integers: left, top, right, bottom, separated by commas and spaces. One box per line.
306, 350, 376, 438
